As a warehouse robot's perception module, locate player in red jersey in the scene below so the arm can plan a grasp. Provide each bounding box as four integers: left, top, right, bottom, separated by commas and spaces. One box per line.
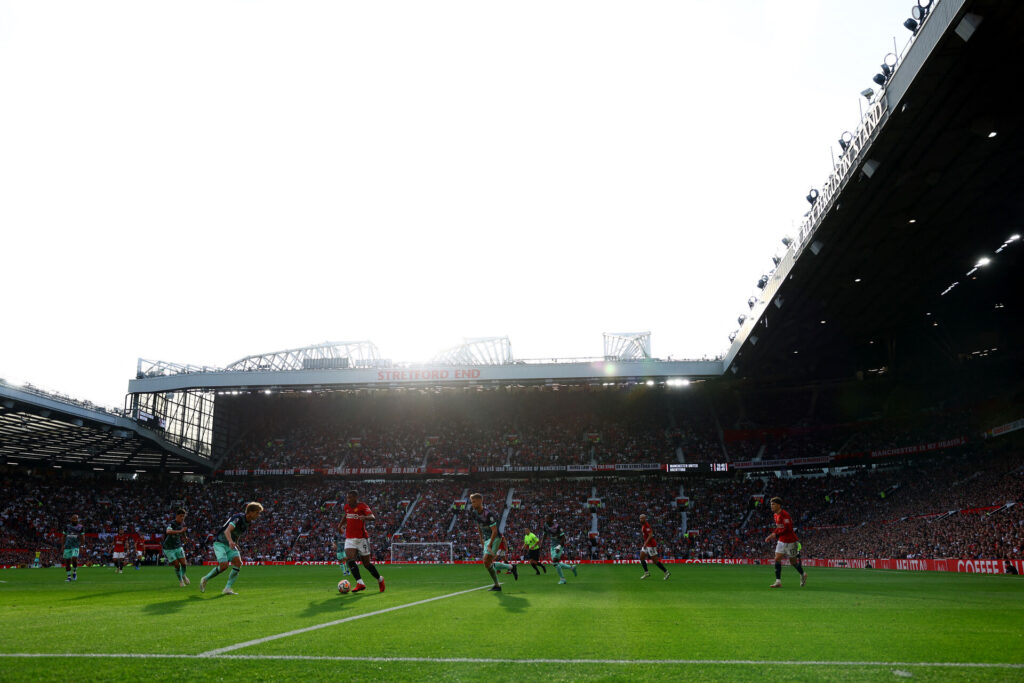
765, 497, 806, 588
342, 489, 384, 593
639, 514, 670, 580
112, 530, 127, 574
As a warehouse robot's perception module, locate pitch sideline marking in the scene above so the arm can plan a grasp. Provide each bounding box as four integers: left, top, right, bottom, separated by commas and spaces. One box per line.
0, 654, 1022, 669
198, 584, 494, 656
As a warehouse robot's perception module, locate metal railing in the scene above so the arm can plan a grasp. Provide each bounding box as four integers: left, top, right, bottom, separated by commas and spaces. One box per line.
0, 377, 128, 417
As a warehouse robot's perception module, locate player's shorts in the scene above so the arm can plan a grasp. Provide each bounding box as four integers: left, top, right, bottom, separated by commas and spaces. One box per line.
482, 537, 502, 557
62, 548, 80, 559
213, 541, 240, 564
527, 548, 541, 562
113, 552, 125, 560
163, 547, 185, 563
775, 541, 799, 558
344, 538, 371, 556
336, 551, 347, 561
640, 545, 658, 557
550, 545, 564, 561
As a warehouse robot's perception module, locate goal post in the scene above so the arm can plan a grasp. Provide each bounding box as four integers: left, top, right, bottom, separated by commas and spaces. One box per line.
390, 542, 454, 564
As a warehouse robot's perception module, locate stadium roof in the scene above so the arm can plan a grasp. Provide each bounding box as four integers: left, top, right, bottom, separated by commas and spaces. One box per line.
0, 383, 211, 472
128, 357, 723, 394
725, 0, 1024, 381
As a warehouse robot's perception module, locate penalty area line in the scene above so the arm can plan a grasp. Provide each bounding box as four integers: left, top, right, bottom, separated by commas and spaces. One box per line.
0, 654, 1022, 669
198, 584, 494, 656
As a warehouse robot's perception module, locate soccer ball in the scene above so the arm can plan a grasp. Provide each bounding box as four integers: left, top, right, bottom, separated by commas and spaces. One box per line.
338, 579, 351, 594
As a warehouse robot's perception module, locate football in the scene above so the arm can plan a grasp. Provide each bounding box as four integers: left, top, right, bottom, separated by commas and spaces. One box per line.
337, 579, 351, 594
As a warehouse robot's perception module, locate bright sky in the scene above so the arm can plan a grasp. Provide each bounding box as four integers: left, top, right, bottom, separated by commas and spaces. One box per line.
0, 0, 915, 406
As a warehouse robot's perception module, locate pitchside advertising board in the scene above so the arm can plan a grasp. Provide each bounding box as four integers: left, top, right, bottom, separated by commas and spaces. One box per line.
3, 556, 1021, 573
26, 558, 1001, 573
217, 462, 730, 476
215, 433, 970, 477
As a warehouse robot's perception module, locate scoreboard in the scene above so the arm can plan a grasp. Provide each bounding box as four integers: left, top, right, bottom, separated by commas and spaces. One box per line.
666, 463, 729, 474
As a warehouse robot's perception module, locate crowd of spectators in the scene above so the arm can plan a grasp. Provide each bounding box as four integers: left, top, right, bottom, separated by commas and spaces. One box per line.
3, 442, 1021, 567
218, 386, 988, 475
220, 389, 717, 472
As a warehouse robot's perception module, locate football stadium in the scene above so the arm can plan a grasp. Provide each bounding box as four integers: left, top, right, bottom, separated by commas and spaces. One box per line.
2, 1, 1024, 681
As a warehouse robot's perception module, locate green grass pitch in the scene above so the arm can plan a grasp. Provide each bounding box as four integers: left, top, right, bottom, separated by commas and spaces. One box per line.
1, 563, 1022, 681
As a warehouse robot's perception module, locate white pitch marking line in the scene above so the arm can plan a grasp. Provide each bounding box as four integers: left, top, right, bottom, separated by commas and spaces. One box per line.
198, 584, 494, 656
0, 654, 1022, 669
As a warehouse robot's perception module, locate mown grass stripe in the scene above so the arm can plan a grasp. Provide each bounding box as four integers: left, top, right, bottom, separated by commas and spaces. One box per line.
1, 654, 1022, 669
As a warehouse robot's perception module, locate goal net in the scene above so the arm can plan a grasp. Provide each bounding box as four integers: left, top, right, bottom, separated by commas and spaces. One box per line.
390, 542, 454, 564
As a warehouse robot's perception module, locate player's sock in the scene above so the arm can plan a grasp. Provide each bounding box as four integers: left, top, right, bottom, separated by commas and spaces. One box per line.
203, 566, 222, 582
486, 565, 498, 584
363, 561, 381, 580
774, 561, 782, 579
541, 562, 547, 573
181, 565, 187, 577
654, 561, 668, 573
225, 566, 240, 589
348, 560, 362, 582
555, 564, 565, 579
174, 565, 181, 581
640, 557, 649, 572
793, 560, 805, 575
492, 561, 512, 571
531, 562, 541, 575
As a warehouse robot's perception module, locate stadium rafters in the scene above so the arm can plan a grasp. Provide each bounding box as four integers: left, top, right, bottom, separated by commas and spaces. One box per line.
603, 332, 651, 361
432, 337, 512, 366
224, 341, 384, 372
137, 358, 223, 379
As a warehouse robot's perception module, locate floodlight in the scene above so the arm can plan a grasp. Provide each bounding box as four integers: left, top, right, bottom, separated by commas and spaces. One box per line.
861, 88, 875, 99
838, 131, 853, 152
904, 18, 918, 32
756, 275, 769, 290
976, 257, 991, 267
738, 314, 747, 326
806, 189, 819, 205
1009, 234, 1020, 242
781, 236, 794, 248
728, 331, 738, 342
748, 296, 757, 310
